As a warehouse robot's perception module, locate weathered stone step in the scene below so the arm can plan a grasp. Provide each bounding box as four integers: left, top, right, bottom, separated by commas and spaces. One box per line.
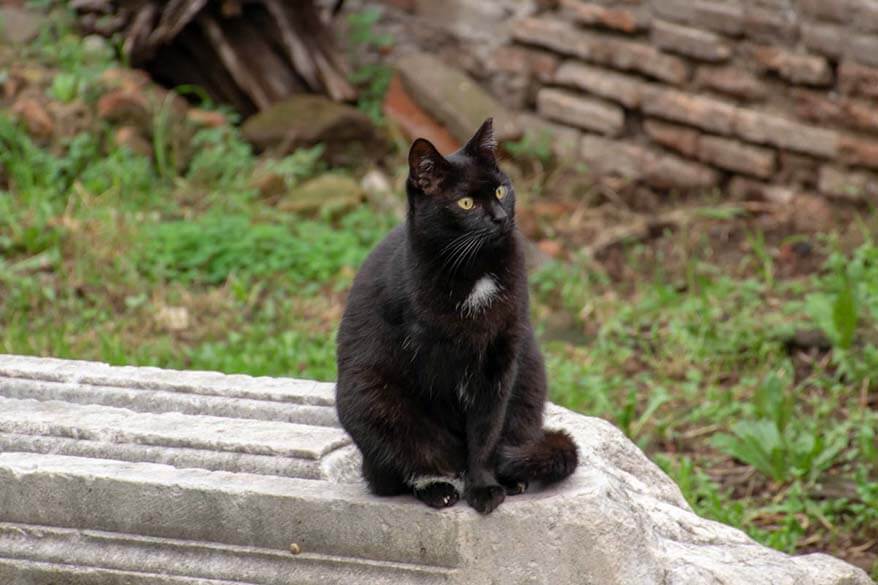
0, 397, 349, 478
0, 375, 339, 426
0, 523, 454, 585
0, 432, 326, 479
0, 453, 464, 571
0, 397, 347, 459
0, 355, 335, 406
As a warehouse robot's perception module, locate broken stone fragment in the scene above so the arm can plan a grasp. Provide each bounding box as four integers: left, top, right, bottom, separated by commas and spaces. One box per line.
395, 52, 521, 145
277, 174, 365, 218
241, 95, 389, 165
382, 73, 460, 153
0, 355, 870, 584
113, 125, 153, 158
154, 304, 190, 332
97, 88, 151, 126
10, 96, 53, 141
186, 108, 228, 129
0, 6, 45, 45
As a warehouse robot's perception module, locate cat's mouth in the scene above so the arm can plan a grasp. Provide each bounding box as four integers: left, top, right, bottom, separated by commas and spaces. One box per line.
491, 222, 515, 239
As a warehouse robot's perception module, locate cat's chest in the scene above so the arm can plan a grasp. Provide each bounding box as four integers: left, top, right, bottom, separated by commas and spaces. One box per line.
405, 271, 516, 357
459, 275, 501, 316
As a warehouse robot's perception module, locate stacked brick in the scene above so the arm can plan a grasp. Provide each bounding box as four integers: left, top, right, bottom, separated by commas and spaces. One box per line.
504, 0, 878, 201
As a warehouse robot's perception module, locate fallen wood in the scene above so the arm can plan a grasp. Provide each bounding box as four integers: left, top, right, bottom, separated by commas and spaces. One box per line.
74, 0, 356, 116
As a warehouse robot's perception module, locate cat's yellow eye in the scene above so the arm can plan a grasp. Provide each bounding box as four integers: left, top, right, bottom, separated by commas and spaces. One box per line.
496, 185, 508, 200
458, 197, 475, 210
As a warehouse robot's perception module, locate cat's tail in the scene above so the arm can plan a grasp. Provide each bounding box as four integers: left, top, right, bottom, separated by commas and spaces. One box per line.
497, 430, 579, 485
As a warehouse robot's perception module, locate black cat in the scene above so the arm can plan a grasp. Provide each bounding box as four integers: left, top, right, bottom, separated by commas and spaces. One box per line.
335, 119, 578, 514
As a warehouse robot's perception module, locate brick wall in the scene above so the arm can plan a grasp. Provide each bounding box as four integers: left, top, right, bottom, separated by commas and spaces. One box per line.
489, 0, 878, 201
488, 0, 878, 200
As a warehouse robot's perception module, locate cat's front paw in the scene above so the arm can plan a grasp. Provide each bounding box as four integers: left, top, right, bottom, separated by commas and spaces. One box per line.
465, 484, 505, 514
415, 481, 460, 509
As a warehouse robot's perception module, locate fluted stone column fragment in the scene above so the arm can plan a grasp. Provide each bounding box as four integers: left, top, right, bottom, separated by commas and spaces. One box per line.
0, 355, 871, 585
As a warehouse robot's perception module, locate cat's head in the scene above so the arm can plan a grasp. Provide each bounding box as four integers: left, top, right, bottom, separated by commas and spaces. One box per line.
406, 119, 515, 254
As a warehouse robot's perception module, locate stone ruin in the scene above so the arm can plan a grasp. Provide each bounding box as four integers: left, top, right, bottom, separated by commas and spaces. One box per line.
370, 0, 878, 203
0, 354, 871, 584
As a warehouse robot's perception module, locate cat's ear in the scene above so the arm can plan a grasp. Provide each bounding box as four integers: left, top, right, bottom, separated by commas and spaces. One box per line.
409, 138, 450, 196
463, 117, 497, 164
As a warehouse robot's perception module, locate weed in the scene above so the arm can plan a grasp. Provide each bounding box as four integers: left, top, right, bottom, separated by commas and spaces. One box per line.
260, 144, 326, 189
505, 131, 554, 165
49, 72, 82, 103
0, 117, 64, 202
137, 208, 394, 287
77, 146, 156, 205
531, 258, 604, 317
712, 418, 848, 484
807, 241, 878, 382
347, 7, 394, 123
152, 95, 178, 181
26, 5, 116, 97
712, 371, 849, 484
746, 230, 775, 288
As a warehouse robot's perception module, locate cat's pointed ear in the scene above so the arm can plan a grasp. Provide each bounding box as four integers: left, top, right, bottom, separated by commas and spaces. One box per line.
463, 117, 497, 164
409, 138, 449, 196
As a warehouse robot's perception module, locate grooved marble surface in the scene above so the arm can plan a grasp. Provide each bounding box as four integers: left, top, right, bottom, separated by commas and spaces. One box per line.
0, 354, 871, 585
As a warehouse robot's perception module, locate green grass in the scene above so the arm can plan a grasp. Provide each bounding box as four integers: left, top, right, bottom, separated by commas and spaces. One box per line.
138, 210, 389, 286
532, 242, 878, 575
1, 10, 877, 579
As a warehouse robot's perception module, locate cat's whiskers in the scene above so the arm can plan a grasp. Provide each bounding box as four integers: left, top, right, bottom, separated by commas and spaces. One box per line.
441, 228, 489, 259
458, 236, 489, 276
448, 237, 479, 276
447, 230, 490, 277
443, 239, 473, 274
440, 237, 478, 277
439, 232, 476, 259
442, 232, 479, 260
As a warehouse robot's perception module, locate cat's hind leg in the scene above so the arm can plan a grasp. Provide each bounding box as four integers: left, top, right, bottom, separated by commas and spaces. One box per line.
337, 370, 467, 508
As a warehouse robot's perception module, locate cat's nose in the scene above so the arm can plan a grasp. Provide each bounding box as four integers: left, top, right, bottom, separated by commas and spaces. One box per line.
490, 206, 508, 225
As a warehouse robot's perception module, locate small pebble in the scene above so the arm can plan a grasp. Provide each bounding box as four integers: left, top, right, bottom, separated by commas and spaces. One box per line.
289, 543, 301, 555
82, 34, 112, 61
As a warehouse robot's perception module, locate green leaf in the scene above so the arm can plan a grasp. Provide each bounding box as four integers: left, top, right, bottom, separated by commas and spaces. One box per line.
713, 419, 785, 482
49, 72, 79, 102
753, 373, 793, 434
832, 277, 858, 350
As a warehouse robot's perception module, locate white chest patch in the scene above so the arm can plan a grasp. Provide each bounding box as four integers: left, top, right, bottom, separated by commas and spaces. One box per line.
460, 275, 500, 316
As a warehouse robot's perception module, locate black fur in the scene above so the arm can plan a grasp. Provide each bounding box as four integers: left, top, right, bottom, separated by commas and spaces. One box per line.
335, 119, 578, 514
